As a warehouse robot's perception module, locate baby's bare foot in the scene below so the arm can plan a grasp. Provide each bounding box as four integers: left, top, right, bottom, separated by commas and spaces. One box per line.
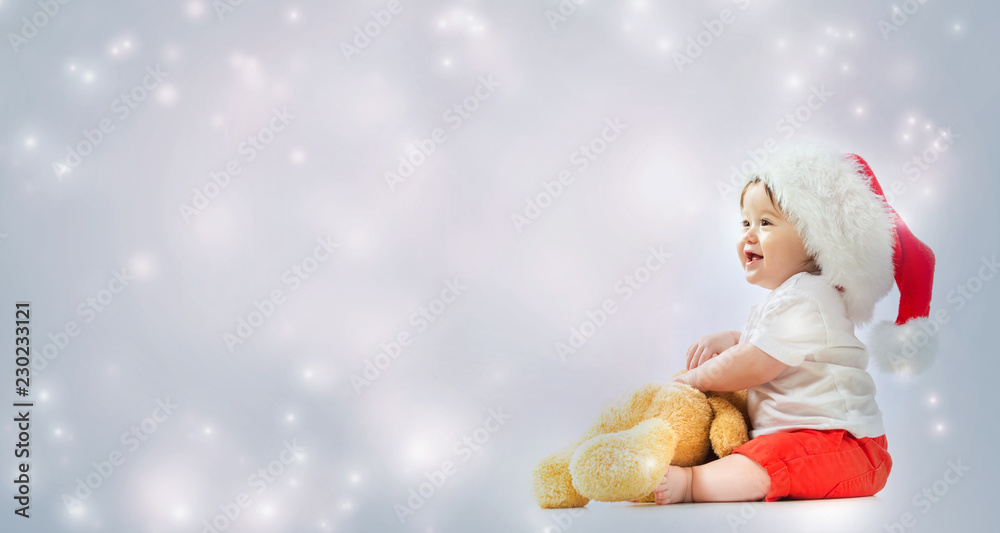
654, 465, 693, 505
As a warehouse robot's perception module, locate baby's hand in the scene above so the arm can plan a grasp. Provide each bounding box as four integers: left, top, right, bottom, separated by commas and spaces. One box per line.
685, 331, 739, 370
672, 369, 704, 391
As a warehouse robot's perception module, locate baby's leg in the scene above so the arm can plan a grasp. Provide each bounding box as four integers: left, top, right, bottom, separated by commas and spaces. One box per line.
654, 454, 769, 504
691, 453, 770, 501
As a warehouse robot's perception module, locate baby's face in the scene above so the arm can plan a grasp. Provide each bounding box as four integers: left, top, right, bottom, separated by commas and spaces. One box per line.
738, 182, 816, 290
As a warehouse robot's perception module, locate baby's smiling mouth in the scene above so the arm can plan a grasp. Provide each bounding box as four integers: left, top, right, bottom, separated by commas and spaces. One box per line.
746, 252, 763, 265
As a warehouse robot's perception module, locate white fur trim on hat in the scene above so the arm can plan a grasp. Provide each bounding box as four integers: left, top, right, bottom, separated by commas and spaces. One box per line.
740, 142, 897, 324
867, 318, 939, 375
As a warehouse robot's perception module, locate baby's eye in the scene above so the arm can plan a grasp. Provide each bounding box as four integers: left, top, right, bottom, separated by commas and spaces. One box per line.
761, 219, 772, 226
742, 220, 749, 227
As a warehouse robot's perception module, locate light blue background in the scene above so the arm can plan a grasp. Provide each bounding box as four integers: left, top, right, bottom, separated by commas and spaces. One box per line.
1, 1, 997, 532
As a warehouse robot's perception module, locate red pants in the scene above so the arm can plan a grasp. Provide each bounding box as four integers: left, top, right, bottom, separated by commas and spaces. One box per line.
731, 429, 891, 501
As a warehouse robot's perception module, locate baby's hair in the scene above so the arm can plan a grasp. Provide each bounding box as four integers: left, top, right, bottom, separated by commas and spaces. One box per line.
739, 177, 779, 213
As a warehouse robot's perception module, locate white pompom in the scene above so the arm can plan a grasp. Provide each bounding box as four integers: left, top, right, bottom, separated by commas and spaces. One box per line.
866, 318, 939, 376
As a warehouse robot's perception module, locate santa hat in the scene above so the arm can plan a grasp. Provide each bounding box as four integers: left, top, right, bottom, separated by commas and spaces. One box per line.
740, 141, 937, 376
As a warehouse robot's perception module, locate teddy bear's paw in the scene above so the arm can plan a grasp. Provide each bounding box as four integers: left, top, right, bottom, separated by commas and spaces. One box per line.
631, 492, 656, 504
710, 425, 749, 458
706, 396, 750, 458
531, 447, 590, 509
568, 419, 677, 502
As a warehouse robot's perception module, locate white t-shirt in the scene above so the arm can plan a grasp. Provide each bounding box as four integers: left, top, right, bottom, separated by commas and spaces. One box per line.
739, 271, 885, 439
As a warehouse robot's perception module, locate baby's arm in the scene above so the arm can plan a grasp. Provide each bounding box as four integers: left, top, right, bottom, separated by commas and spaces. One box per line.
674, 342, 788, 392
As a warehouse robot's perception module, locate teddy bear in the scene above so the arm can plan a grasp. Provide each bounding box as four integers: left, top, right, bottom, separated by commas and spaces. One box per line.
531, 379, 751, 508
